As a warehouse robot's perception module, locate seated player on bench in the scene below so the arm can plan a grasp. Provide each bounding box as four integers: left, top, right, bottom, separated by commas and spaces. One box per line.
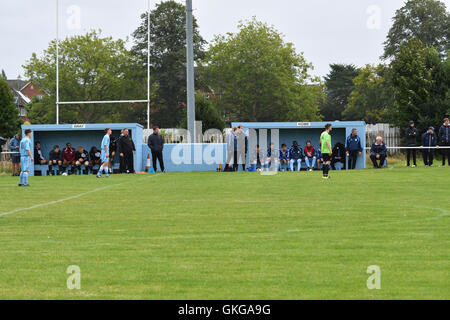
303, 141, 317, 171
49, 145, 63, 175
289, 141, 303, 172
34, 141, 48, 165
265, 142, 277, 171
279, 144, 290, 171
316, 148, 323, 170
89, 146, 102, 169
251, 144, 265, 171
75, 146, 90, 174
62, 142, 76, 174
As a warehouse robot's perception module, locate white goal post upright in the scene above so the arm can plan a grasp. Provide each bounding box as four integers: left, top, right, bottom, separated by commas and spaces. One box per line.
55, 0, 152, 128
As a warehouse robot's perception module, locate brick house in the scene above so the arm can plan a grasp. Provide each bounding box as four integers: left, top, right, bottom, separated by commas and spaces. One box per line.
6, 79, 46, 121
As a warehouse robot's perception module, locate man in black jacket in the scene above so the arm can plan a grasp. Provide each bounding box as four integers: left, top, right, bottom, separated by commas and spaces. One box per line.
118, 129, 136, 173
405, 120, 419, 167
439, 118, 450, 166
370, 136, 387, 168
421, 127, 438, 167
148, 127, 165, 172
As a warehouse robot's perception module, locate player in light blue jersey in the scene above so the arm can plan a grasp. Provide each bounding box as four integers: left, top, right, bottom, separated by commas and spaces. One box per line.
97, 128, 112, 178
19, 129, 33, 187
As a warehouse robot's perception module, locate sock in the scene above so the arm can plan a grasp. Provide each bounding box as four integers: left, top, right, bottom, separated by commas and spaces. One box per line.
98, 165, 103, 176
19, 172, 24, 185
104, 166, 109, 175
323, 164, 328, 177
23, 172, 29, 185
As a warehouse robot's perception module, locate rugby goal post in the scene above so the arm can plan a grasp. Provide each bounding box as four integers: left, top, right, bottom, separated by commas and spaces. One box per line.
55, 0, 151, 128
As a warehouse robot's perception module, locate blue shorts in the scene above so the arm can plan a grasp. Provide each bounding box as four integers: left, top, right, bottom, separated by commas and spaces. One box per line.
101, 151, 108, 163
20, 156, 31, 172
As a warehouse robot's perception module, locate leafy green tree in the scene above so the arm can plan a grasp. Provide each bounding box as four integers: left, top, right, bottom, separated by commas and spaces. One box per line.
0, 78, 21, 137
132, 0, 206, 127
286, 84, 324, 122
180, 96, 225, 132
202, 18, 321, 123
1, 69, 6, 80
24, 30, 146, 124
388, 38, 449, 134
320, 64, 359, 121
343, 64, 393, 124
383, 0, 449, 59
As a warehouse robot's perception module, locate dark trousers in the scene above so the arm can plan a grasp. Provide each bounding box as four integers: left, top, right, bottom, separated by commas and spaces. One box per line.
406, 147, 417, 166
370, 154, 386, 168
441, 142, 450, 165
348, 151, 359, 169
422, 149, 434, 166
151, 150, 164, 172
232, 151, 246, 172
120, 152, 134, 173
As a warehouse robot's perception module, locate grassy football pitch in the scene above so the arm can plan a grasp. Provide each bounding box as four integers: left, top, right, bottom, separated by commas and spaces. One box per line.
0, 167, 448, 300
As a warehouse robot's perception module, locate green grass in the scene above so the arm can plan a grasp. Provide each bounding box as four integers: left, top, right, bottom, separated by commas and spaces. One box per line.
0, 166, 448, 300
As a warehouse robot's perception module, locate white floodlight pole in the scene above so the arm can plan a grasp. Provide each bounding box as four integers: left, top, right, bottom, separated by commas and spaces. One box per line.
56, 0, 59, 124
186, 0, 195, 142
147, 0, 151, 130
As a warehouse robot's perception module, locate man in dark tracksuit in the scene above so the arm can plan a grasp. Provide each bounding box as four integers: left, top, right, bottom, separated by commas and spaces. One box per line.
370, 137, 387, 168
405, 120, 419, 167
118, 129, 136, 173
147, 127, 165, 172
439, 118, 450, 166
345, 129, 362, 169
421, 127, 438, 166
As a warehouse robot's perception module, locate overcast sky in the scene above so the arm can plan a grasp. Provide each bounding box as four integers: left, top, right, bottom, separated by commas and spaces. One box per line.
1, 0, 449, 80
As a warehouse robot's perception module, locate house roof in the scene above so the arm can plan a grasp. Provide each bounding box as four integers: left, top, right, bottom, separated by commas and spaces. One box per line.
6, 79, 27, 91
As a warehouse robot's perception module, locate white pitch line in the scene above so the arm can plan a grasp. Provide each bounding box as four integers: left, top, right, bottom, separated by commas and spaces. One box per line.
0, 174, 160, 218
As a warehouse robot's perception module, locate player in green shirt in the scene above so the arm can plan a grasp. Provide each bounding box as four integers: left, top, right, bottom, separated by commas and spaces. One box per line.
320, 123, 333, 179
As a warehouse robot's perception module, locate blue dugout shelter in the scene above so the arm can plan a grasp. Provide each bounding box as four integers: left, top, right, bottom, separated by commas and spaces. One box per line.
232, 121, 366, 169
21, 123, 143, 176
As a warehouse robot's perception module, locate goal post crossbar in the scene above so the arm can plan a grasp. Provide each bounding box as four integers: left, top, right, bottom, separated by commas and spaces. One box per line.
57, 100, 149, 105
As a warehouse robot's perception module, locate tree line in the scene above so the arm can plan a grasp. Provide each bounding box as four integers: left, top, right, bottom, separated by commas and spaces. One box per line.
0, 0, 448, 138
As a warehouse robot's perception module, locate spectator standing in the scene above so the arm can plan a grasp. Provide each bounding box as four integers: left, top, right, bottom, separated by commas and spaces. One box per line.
34, 141, 48, 165
147, 127, 165, 173
8, 133, 21, 176
438, 118, 450, 166
405, 121, 419, 167
421, 127, 438, 167
236, 125, 248, 171
345, 129, 362, 169
62, 143, 76, 174
118, 129, 136, 173
225, 127, 237, 172
370, 136, 387, 169
49, 145, 62, 175
289, 141, 303, 172
303, 141, 316, 171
